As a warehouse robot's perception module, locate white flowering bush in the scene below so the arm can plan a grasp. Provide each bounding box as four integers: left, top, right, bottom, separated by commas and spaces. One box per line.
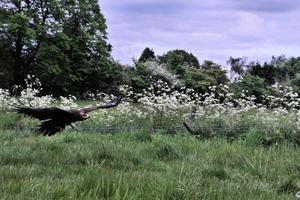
142, 61, 183, 87
1, 76, 300, 144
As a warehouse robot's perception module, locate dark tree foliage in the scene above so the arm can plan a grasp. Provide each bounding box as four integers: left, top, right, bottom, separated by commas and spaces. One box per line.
200, 60, 222, 70
183, 67, 228, 93
241, 56, 300, 89
156, 50, 228, 93
138, 47, 156, 63
0, 0, 44, 87
280, 57, 300, 80
0, 0, 121, 96
183, 68, 216, 92
291, 77, 300, 94
0, 37, 13, 88
232, 75, 266, 103
159, 49, 200, 70
227, 57, 247, 81
270, 55, 287, 67
125, 63, 151, 93
246, 62, 277, 85
280, 57, 300, 93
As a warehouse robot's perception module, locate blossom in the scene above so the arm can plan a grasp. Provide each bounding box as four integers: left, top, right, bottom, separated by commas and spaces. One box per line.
1, 77, 300, 133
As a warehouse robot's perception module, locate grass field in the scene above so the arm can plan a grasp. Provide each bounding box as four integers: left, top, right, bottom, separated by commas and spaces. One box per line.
1, 130, 300, 200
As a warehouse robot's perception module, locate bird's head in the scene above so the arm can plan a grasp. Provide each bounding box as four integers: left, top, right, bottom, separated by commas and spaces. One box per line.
79, 111, 90, 120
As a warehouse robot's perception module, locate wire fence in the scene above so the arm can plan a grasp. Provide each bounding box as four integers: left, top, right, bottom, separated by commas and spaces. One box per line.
5, 124, 285, 135
73, 125, 250, 133
1, 111, 297, 136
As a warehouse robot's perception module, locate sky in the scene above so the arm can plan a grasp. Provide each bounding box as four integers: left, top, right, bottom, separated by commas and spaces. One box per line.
101, 0, 300, 66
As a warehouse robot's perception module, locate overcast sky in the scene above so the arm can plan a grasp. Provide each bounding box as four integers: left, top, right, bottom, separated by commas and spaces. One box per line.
101, 0, 300, 65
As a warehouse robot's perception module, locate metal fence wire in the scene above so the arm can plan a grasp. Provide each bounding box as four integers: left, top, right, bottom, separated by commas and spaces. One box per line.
6, 124, 289, 136
0, 111, 296, 136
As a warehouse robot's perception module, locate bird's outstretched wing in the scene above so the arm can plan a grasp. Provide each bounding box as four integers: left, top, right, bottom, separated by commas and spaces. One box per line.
39, 119, 66, 136
98, 96, 123, 109
81, 96, 123, 113
17, 107, 76, 136
17, 107, 73, 120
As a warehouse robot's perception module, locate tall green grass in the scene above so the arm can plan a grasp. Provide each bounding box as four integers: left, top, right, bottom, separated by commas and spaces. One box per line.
0, 130, 300, 199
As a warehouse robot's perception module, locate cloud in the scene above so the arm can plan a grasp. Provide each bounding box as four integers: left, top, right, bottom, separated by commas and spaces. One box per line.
101, 0, 300, 65
111, 2, 186, 14
230, 0, 300, 13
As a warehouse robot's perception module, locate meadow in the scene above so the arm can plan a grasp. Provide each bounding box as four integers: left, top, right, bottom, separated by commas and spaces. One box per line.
0, 130, 300, 200
1, 78, 300, 199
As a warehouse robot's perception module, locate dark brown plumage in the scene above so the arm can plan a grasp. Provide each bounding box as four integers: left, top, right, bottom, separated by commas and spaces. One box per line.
17, 97, 122, 136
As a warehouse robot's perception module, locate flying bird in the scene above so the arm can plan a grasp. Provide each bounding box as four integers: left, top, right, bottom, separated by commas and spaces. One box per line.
16, 97, 122, 136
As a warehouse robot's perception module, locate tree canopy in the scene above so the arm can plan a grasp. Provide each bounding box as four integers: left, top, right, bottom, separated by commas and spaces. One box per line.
0, 0, 122, 96
138, 47, 156, 63
159, 49, 200, 70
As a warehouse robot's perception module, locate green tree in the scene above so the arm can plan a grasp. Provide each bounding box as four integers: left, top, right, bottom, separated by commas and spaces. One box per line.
159, 49, 200, 71
291, 76, 300, 93
184, 68, 217, 92
232, 75, 266, 102
0, 0, 119, 96
227, 57, 247, 81
183, 67, 228, 93
126, 63, 150, 93
32, 0, 114, 96
200, 60, 222, 70
199, 60, 228, 86
243, 56, 299, 86
246, 62, 277, 85
0, 37, 13, 88
280, 57, 300, 80
280, 57, 300, 93
138, 47, 156, 63
0, 0, 49, 86
157, 50, 229, 93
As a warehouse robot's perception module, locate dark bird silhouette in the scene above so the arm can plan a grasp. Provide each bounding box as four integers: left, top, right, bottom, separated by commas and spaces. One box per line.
16, 97, 122, 136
